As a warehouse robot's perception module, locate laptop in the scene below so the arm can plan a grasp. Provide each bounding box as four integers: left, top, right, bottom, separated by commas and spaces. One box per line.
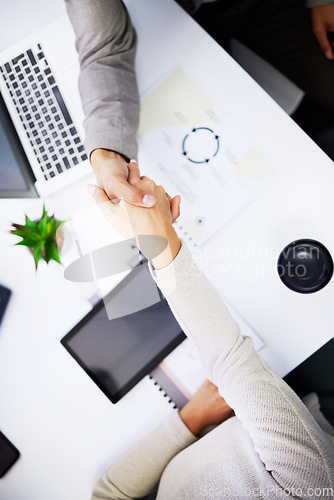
0, 14, 92, 197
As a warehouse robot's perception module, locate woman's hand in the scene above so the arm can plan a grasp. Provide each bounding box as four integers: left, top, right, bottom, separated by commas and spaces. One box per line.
89, 161, 182, 269
179, 380, 234, 436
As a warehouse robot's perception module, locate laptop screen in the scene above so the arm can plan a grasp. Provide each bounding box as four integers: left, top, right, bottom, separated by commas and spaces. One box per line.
0, 93, 37, 197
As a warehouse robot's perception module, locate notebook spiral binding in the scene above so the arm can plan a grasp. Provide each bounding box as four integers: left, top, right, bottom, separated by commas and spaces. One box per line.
173, 220, 197, 247
148, 375, 178, 409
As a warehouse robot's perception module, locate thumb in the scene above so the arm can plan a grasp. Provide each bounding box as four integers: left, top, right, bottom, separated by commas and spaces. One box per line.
105, 177, 155, 208
119, 183, 156, 208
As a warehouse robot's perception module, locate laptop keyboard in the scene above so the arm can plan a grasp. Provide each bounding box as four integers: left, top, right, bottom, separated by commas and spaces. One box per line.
0, 44, 87, 181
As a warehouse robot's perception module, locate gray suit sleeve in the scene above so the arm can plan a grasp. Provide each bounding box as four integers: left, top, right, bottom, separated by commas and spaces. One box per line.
64, 0, 139, 161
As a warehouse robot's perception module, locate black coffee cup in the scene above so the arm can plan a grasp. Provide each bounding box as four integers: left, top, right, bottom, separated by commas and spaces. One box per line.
277, 239, 333, 293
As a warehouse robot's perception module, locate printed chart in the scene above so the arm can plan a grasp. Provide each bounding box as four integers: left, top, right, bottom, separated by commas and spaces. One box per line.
138, 66, 278, 246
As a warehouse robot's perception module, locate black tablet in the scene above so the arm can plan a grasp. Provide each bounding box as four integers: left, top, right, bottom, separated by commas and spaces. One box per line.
61, 262, 185, 403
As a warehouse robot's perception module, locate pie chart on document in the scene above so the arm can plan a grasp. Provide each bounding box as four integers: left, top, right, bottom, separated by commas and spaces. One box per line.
182, 127, 220, 164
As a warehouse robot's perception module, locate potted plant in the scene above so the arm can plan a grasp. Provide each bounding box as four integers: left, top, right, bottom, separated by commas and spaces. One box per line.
10, 205, 66, 269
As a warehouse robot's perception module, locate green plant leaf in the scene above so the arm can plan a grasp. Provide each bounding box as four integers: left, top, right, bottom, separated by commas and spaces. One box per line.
11, 206, 65, 269
55, 220, 66, 231
11, 230, 30, 238
11, 223, 24, 232
38, 214, 48, 236
46, 216, 56, 238
14, 239, 41, 248
33, 248, 42, 269
25, 215, 38, 231
45, 240, 62, 265
32, 241, 45, 269
11, 230, 42, 242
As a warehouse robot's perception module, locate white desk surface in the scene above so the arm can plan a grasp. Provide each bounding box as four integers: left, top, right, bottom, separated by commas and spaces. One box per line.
1, 1, 334, 499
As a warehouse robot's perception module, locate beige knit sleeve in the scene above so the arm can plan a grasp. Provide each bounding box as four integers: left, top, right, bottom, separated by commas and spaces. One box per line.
91, 411, 196, 500
150, 241, 334, 496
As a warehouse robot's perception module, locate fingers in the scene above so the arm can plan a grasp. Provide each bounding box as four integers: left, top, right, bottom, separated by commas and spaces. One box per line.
103, 175, 156, 208
93, 156, 156, 207
88, 183, 109, 204
139, 175, 150, 182
90, 157, 181, 221
121, 160, 156, 207
172, 195, 181, 221
170, 195, 181, 223
165, 193, 181, 223
127, 160, 141, 183
313, 24, 334, 59
311, 7, 334, 59
128, 161, 181, 213
88, 184, 115, 223
89, 184, 125, 211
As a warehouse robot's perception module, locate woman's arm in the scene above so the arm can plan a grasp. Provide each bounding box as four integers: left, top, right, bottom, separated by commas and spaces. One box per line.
91, 412, 196, 500
150, 241, 334, 494
91, 170, 334, 494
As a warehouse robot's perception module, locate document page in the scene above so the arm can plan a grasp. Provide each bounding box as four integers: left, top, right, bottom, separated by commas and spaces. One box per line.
138, 66, 278, 246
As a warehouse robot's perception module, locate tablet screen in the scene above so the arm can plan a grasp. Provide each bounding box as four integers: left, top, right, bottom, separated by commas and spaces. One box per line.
61, 263, 185, 403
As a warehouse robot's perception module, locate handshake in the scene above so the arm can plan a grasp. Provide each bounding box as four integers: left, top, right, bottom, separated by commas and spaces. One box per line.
88, 153, 182, 270
88, 151, 236, 434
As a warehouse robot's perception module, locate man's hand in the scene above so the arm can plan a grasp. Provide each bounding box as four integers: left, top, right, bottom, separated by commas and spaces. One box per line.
179, 380, 234, 436
90, 148, 156, 207
311, 4, 334, 60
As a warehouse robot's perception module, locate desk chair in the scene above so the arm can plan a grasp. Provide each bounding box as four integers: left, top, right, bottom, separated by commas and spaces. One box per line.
230, 38, 304, 115
231, 39, 334, 160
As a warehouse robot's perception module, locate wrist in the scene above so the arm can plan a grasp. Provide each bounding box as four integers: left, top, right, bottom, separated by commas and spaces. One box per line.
150, 229, 181, 270
179, 406, 205, 436
91, 148, 128, 169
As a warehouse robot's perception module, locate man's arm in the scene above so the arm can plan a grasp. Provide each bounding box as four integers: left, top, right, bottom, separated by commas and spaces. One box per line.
65, 0, 156, 206
65, 0, 139, 160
